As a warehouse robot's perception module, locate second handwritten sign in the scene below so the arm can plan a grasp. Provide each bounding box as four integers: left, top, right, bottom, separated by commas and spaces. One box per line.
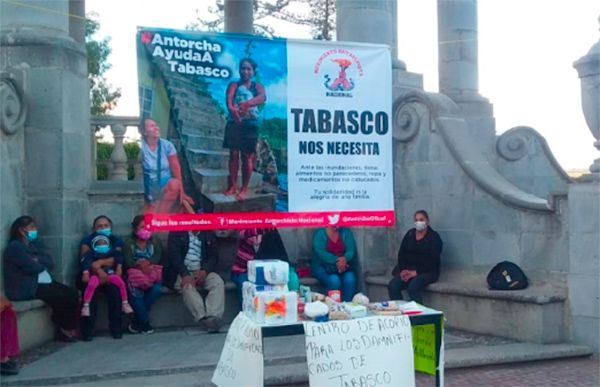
303, 315, 415, 387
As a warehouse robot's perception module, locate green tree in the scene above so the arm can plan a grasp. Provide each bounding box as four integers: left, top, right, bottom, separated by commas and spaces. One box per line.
188, 0, 336, 40
86, 13, 121, 116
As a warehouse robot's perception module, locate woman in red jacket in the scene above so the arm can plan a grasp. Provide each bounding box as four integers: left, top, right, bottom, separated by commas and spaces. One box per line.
1, 296, 20, 375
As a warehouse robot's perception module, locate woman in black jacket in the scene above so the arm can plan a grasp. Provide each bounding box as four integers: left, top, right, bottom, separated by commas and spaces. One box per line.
2, 216, 79, 341
388, 210, 443, 304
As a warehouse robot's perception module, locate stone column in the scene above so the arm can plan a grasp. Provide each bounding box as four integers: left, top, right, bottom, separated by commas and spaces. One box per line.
224, 0, 253, 34
437, 0, 494, 150
567, 183, 600, 353
1, 0, 91, 282
437, 0, 480, 101
336, 0, 422, 89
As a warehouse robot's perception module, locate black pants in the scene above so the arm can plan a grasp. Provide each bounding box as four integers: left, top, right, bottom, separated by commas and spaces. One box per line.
35, 281, 80, 330
79, 283, 123, 339
388, 272, 438, 304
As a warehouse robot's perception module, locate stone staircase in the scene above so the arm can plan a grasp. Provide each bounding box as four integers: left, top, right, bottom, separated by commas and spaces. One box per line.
160, 71, 275, 213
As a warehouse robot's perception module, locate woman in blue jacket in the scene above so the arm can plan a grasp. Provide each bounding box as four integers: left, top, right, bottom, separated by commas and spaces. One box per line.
311, 227, 357, 302
2, 216, 79, 342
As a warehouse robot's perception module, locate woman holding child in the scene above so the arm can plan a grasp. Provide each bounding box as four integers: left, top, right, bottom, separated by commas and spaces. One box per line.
78, 215, 127, 340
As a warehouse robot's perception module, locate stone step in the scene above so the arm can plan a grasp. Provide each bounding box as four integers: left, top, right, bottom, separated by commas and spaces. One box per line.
191, 167, 263, 194
180, 123, 224, 138
186, 148, 229, 170
204, 191, 276, 213
445, 342, 593, 369
6, 331, 592, 386
174, 110, 225, 131
183, 134, 224, 150
366, 272, 569, 344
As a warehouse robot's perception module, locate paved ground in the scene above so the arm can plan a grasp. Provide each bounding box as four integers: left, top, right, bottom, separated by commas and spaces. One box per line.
0, 327, 596, 387
422, 357, 599, 387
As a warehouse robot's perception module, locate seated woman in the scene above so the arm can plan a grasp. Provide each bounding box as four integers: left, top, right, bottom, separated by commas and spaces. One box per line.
141, 118, 194, 213
230, 228, 300, 308
79, 215, 125, 341
80, 234, 133, 317
123, 215, 163, 334
1, 296, 20, 375
2, 216, 79, 342
311, 227, 357, 302
388, 210, 443, 304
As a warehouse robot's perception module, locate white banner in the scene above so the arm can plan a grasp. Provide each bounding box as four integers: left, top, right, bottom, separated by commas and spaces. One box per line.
287, 41, 393, 213
303, 315, 415, 387
212, 313, 264, 387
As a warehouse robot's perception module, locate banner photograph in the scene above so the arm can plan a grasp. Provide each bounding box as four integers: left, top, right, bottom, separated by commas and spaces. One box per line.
136, 27, 393, 230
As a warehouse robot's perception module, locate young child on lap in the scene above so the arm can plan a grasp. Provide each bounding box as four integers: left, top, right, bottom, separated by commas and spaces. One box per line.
81, 234, 133, 316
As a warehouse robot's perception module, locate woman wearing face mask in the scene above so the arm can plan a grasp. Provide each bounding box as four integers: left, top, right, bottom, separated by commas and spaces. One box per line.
388, 210, 443, 304
123, 215, 163, 334
78, 215, 125, 340
2, 216, 80, 342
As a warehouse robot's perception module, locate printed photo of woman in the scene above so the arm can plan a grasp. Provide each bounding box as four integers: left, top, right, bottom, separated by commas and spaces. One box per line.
222, 57, 267, 201
141, 118, 194, 213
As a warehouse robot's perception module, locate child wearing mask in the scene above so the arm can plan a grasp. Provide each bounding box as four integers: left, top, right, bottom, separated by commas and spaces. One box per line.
80, 234, 133, 316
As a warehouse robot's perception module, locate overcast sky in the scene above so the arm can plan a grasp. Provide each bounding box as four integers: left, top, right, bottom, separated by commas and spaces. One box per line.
87, 0, 599, 170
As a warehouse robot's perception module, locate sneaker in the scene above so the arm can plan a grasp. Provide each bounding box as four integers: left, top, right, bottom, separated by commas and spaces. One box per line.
81, 304, 90, 317
0, 361, 19, 376
141, 322, 154, 335
128, 323, 141, 334
122, 301, 133, 314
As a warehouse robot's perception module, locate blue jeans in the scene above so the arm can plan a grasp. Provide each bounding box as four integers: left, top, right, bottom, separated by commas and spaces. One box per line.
128, 284, 162, 325
312, 266, 357, 302
230, 272, 248, 310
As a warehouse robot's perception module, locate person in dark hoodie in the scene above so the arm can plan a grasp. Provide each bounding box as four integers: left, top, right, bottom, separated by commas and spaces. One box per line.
165, 211, 224, 333
388, 210, 443, 304
2, 216, 79, 342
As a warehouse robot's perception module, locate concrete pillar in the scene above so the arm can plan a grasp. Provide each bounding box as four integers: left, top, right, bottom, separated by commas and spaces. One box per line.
337, 0, 393, 46
1, 0, 91, 283
437, 0, 495, 153
336, 0, 422, 89
437, 0, 480, 101
68, 0, 86, 44
224, 0, 253, 34
567, 183, 600, 354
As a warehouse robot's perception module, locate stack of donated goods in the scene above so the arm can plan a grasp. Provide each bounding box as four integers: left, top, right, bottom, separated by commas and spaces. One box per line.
242, 260, 298, 325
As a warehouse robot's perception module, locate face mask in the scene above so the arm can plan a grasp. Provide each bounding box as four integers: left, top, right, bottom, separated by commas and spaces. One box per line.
97, 228, 112, 237
26, 230, 38, 242
136, 229, 152, 241
414, 221, 427, 231
93, 245, 110, 254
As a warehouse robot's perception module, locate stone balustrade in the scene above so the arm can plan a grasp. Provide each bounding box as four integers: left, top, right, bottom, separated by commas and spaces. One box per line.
90, 115, 142, 181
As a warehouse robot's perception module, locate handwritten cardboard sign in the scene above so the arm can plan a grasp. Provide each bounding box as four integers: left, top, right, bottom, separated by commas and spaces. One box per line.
212, 313, 264, 387
412, 324, 436, 375
303, 315, 415, 387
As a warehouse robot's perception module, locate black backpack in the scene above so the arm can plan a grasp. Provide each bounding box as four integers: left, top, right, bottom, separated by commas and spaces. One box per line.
486, 261, 528, 290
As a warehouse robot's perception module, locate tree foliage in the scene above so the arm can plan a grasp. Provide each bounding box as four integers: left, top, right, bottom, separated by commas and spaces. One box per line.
86, 13, 121, 116
188, 0, 336, 40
